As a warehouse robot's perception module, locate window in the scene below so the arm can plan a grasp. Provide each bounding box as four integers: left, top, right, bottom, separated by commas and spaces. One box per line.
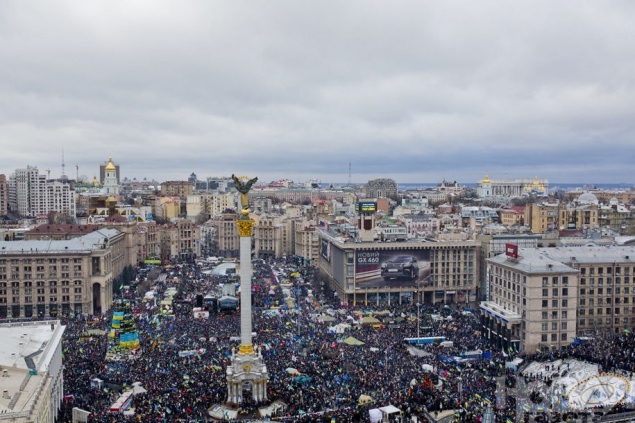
562, 311, 567, 318
552, 288, 558, 297
552, 322, 557, 330
541, 334, 548, 342
562, 300, 568, 307
542, 312, 548, 320
561, 322, 567, 330
561, 333, 567, 341
542, 277, 549, 286
543, 289, 548, 297
553, 277, 558, 285
562, 288, 568, 296
552, 300, 558, 307
551, 334, 557, 342
542, 323, 548, 331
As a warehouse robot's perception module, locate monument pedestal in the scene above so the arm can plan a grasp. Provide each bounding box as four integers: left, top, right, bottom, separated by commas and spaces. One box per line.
226, 347, 268, 403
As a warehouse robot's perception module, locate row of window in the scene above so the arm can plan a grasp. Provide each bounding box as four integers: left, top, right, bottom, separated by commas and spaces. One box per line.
541, 333, 568, 342
579, 317, 635, 326
0, 295, 83, 303
0, 258, 82, 264
0, 280, 83, 287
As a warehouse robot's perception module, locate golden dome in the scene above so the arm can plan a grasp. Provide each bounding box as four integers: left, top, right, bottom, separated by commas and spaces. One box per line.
92, 175, 99, 186
533, 176, 540, 186
105, 157, 116, 172
483, 172, 490, 184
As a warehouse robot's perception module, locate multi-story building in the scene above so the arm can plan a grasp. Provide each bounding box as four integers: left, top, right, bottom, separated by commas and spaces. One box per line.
154, 196, 181, 221
157, 220, 200, 262
482, 248, 578, 353
295, 221, 319, 266
0, 229, 124, 318
0, 320, 66, 423
366, 178, 398, 199
210, 212, 240, 258
559, 203, 598, 231
160, 181, 193, 198
525, 202, 559, 234
186, 192, 236, 220
477, 174, 549, 198
598, 201, 635, 236
7, 167, 75, 218
0, 174, 8, 216
499, 206, 525, 227
482, 245, 635, 352
253, 215, 283, 259
318, 232, 479, 306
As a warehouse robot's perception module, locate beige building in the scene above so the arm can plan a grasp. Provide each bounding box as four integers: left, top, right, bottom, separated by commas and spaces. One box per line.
525, 202, 560, 233
483, 245, 635, 352
0, 320, 66, 423
253, 215, 284, 259
160, 181, 192, 198
0, 229, 124, 318
154, 196, 181, 220
157, 219, 200, 261
295, 220, 319, 265
210, 212, 240, 258
483, 249, 578, 353
186, 192, 236, 220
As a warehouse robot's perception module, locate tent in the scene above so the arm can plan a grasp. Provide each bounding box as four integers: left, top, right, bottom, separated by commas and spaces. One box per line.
343, 336, 365, 346
358, 394, 373, 405
131, 382, 147, 395
293, 376, 312, 384
285, 367, 300, 375
422, 364, 434, 372
380, 405, 401, 419
318, 315, 336, 322
369, 408, 382, 423
361, 316, 380, 324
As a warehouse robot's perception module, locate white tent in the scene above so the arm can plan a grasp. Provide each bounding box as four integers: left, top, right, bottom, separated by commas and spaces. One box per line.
422, 364, 434, 372
131, 382, 147, 395
379, 405, 401, 419
368, 408, 382, 423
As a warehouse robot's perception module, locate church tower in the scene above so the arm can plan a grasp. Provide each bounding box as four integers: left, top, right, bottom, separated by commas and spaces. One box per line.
103, 157, 119, 195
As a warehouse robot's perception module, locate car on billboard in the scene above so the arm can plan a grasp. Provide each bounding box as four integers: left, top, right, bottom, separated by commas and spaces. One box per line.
380, 255, 419, 281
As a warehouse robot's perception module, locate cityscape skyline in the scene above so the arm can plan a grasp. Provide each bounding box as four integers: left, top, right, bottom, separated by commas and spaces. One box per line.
1, 1, 634, 184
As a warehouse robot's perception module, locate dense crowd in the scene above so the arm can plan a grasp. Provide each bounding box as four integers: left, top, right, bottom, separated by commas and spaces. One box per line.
51, 259, 635, 422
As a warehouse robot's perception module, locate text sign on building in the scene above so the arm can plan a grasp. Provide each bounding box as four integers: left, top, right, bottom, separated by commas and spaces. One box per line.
505, 243, 519, 259
356, 202, 377, 213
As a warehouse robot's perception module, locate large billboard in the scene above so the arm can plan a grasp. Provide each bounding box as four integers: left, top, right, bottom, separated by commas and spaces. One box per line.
356, 249, 431, 288
321, 239, 331, 261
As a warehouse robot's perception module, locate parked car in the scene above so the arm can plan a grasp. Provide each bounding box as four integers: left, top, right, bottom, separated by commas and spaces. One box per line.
380, 255, 419, 281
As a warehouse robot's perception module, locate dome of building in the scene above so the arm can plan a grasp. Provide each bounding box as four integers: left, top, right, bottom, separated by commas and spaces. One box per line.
105, 157, 116, 172
92, 175, 99, 186
577, 192, 598, 205
609, 197, 619, 206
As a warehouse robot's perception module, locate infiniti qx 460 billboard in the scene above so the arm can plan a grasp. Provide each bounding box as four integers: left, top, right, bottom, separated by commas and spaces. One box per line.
356, 249, 431, 288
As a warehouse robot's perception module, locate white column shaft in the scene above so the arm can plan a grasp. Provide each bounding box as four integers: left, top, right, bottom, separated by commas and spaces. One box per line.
240, 235, 252, 348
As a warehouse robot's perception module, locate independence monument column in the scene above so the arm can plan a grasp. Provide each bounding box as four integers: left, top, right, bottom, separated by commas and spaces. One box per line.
225, 174, 268, 404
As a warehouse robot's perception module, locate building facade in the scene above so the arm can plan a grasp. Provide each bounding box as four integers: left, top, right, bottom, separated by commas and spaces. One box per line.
482, 245, 635, 352
477, 174, 549, 198
318, 232, 479, 306
0, 320, 66, 423
0, 229, 124, 318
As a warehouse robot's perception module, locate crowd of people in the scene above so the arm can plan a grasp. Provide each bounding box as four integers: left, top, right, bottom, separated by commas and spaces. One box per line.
50, 258, 635, 422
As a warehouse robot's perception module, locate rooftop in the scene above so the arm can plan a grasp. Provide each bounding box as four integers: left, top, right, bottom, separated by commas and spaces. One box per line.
0, 228, 120, 254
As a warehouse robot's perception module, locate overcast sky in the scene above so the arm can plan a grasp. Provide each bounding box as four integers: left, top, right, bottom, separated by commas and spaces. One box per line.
1, 1, 634, 185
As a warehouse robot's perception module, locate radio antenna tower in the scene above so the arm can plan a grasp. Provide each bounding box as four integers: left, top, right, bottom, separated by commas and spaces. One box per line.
348, 161, 352, 185
61, 147, 68, 180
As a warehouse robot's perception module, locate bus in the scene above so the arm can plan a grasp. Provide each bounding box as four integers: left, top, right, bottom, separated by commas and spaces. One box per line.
404, 336, 446, 345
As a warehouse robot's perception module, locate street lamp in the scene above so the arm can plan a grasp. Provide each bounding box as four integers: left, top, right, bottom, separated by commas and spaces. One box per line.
417, 303, 421, 339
